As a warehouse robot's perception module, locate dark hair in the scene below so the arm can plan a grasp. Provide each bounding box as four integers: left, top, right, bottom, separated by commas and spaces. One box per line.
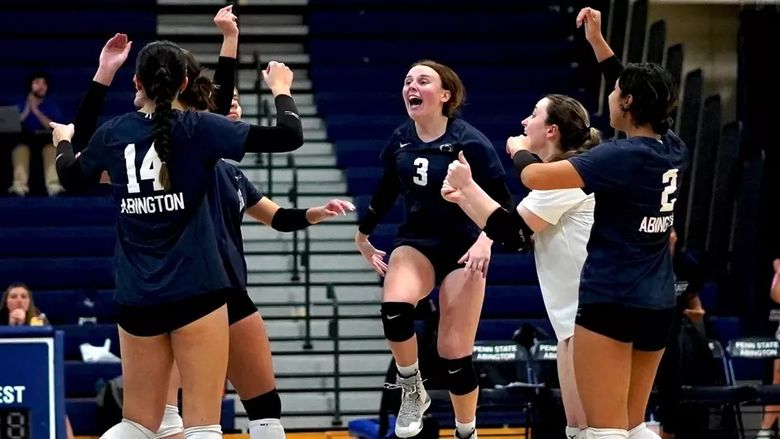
26, 72, 49, 93
412, 60, 466, 118
618, 63, 678, 134
178, 50, 216, 112
136, 40, 187, 191
1, 282, 42, 324
544, 94, 601, 161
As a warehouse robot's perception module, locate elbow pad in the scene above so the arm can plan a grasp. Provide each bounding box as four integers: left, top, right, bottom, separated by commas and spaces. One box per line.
483, 207, 533, 252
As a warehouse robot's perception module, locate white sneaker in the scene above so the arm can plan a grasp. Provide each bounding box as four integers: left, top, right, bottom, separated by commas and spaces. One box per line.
757, 430, 774, 439
386, 371, 431, 438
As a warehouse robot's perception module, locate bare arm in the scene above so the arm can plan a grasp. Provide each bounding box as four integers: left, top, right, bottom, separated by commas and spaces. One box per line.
521, 160, 585, 191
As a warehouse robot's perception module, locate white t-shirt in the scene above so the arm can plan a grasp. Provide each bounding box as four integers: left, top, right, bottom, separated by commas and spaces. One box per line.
519, 189, 595, 341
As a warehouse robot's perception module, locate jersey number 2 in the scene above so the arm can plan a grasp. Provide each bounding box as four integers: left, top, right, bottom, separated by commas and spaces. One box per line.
413, 158, 429, 187
125, 143, 163, 193
660, 169, 678, 212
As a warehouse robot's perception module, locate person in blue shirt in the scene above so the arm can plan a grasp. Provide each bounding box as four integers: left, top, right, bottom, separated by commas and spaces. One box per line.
10, 72, 66, 196
355, 60, 512, 439
51, 38, 303, 439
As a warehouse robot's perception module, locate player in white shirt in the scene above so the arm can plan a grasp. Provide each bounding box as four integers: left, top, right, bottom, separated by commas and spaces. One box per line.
442, 94, 600, 439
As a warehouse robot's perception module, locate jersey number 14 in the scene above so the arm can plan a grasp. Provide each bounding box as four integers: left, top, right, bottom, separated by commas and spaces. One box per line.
124, 143, 163, 194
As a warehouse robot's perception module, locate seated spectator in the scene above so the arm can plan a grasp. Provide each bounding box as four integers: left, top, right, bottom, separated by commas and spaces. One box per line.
758, 258, 780, 439
0, 282, 72, 438
9, 73, 65, 196
0, 282, 48, 326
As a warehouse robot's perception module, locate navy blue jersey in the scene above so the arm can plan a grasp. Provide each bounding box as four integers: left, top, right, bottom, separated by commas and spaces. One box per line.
381, 118, 505, 241
569, 131, 688, 309
77, 110, 250, 306
211, 160, 264, 289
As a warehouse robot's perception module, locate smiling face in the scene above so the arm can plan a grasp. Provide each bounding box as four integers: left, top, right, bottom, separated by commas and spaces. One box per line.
520, 98, 554, 155
402, 65, 451, 121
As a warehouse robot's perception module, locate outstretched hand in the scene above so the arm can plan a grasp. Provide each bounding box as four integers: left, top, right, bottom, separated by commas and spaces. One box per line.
99, 33, 132, 74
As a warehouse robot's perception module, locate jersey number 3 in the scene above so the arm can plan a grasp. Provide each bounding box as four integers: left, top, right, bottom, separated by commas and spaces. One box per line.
413, 157, 429, 187
660, 169, 678, 212
125, 143, 163, 193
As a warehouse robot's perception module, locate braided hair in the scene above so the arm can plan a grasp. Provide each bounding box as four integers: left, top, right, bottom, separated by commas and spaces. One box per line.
136, 40, 187, 191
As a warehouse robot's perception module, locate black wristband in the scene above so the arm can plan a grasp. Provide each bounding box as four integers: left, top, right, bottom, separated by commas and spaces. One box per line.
358, 207, 381, 235
512, 150, 542, 176
271, 208, 311, 232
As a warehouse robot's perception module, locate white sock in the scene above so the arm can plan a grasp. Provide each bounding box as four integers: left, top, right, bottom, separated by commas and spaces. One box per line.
627, 423, 660, 439
154, 405, 184, 438
581, 427, 628, 439
565, 426, 582, 439
183, 424, 222, 438
100, 419, 156, 439
455, 419, 476, 438
249, 418, 286, 439
397, 360, 419, 378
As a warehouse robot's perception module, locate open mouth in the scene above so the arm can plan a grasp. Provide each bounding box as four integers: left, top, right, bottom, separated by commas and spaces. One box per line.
408, 97, 423, 109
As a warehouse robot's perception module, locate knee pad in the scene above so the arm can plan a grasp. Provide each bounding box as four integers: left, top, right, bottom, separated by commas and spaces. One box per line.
183, 424, 222, 439
242, 389, 282, 421
154, 405, 184, 438
100, 419, 156, 439
581, 427, 628, 439
444, 355, 478, 396
381, 302, 415, 342
627, 424, 660, 439
249, 418, 286, 439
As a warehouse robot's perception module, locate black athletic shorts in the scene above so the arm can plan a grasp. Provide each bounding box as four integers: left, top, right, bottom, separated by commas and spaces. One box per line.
118, 289, 228, 337
576, 302, 677, 351
226, 288, 257, 325
394, 236, 474, 285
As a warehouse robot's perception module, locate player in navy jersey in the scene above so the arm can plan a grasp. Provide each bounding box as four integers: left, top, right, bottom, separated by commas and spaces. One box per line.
50, 39, 303, 439
442, 94, 601, 439
450, 9, 685, 439
355, 60, 513, 439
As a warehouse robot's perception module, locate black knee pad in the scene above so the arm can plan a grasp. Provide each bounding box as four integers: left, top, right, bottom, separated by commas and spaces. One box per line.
381, 302, 415, 342
445, 355, 478, 395
241, 388, 282, 421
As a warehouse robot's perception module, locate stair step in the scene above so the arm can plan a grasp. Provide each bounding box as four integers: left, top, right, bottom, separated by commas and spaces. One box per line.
247, 284, 382, 303
238, 93, 314, 107
245, 253, 367, 272
259, 302, 378, 318
274, 375, 384, 391
242, 167, 342, 183
240, 77, 312, 91
238, 67, 309, 83
243, 222, 357, 240
271, 351, 389, 373
251, 181, 346, 195
248, 270, 378, 284
244, 239, 357, 253
269, 339, 386, 352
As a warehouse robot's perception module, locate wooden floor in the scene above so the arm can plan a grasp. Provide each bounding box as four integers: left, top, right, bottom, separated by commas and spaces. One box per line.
76, 427, 528, 439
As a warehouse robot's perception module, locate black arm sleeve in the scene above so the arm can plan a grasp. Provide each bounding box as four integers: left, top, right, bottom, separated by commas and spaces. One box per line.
55, 141, 92, 191
483, 207, 534, 252
72, 81, 109, 153
271, 208, 312, 232
358, 167, 400, 235
243, 95, 304, 153
483, 178, 514, 211
600, 55, 624, 89
212, 56, 236, 116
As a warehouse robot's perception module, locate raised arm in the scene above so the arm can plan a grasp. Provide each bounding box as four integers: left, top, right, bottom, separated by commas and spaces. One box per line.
577, 7, 622, 86
242, 62, 303, 152
73, 33, 132, 151
212, 5, 238, 116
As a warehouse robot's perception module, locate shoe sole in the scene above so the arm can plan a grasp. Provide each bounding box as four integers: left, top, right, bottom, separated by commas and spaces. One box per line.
394, 396, 432, 438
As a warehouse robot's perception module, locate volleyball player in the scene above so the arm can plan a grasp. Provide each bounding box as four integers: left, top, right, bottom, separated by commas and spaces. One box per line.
449, 8, 686, 439
51, 39, 303, 438
442, 94, 600, 439
355, 60, 513, 439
